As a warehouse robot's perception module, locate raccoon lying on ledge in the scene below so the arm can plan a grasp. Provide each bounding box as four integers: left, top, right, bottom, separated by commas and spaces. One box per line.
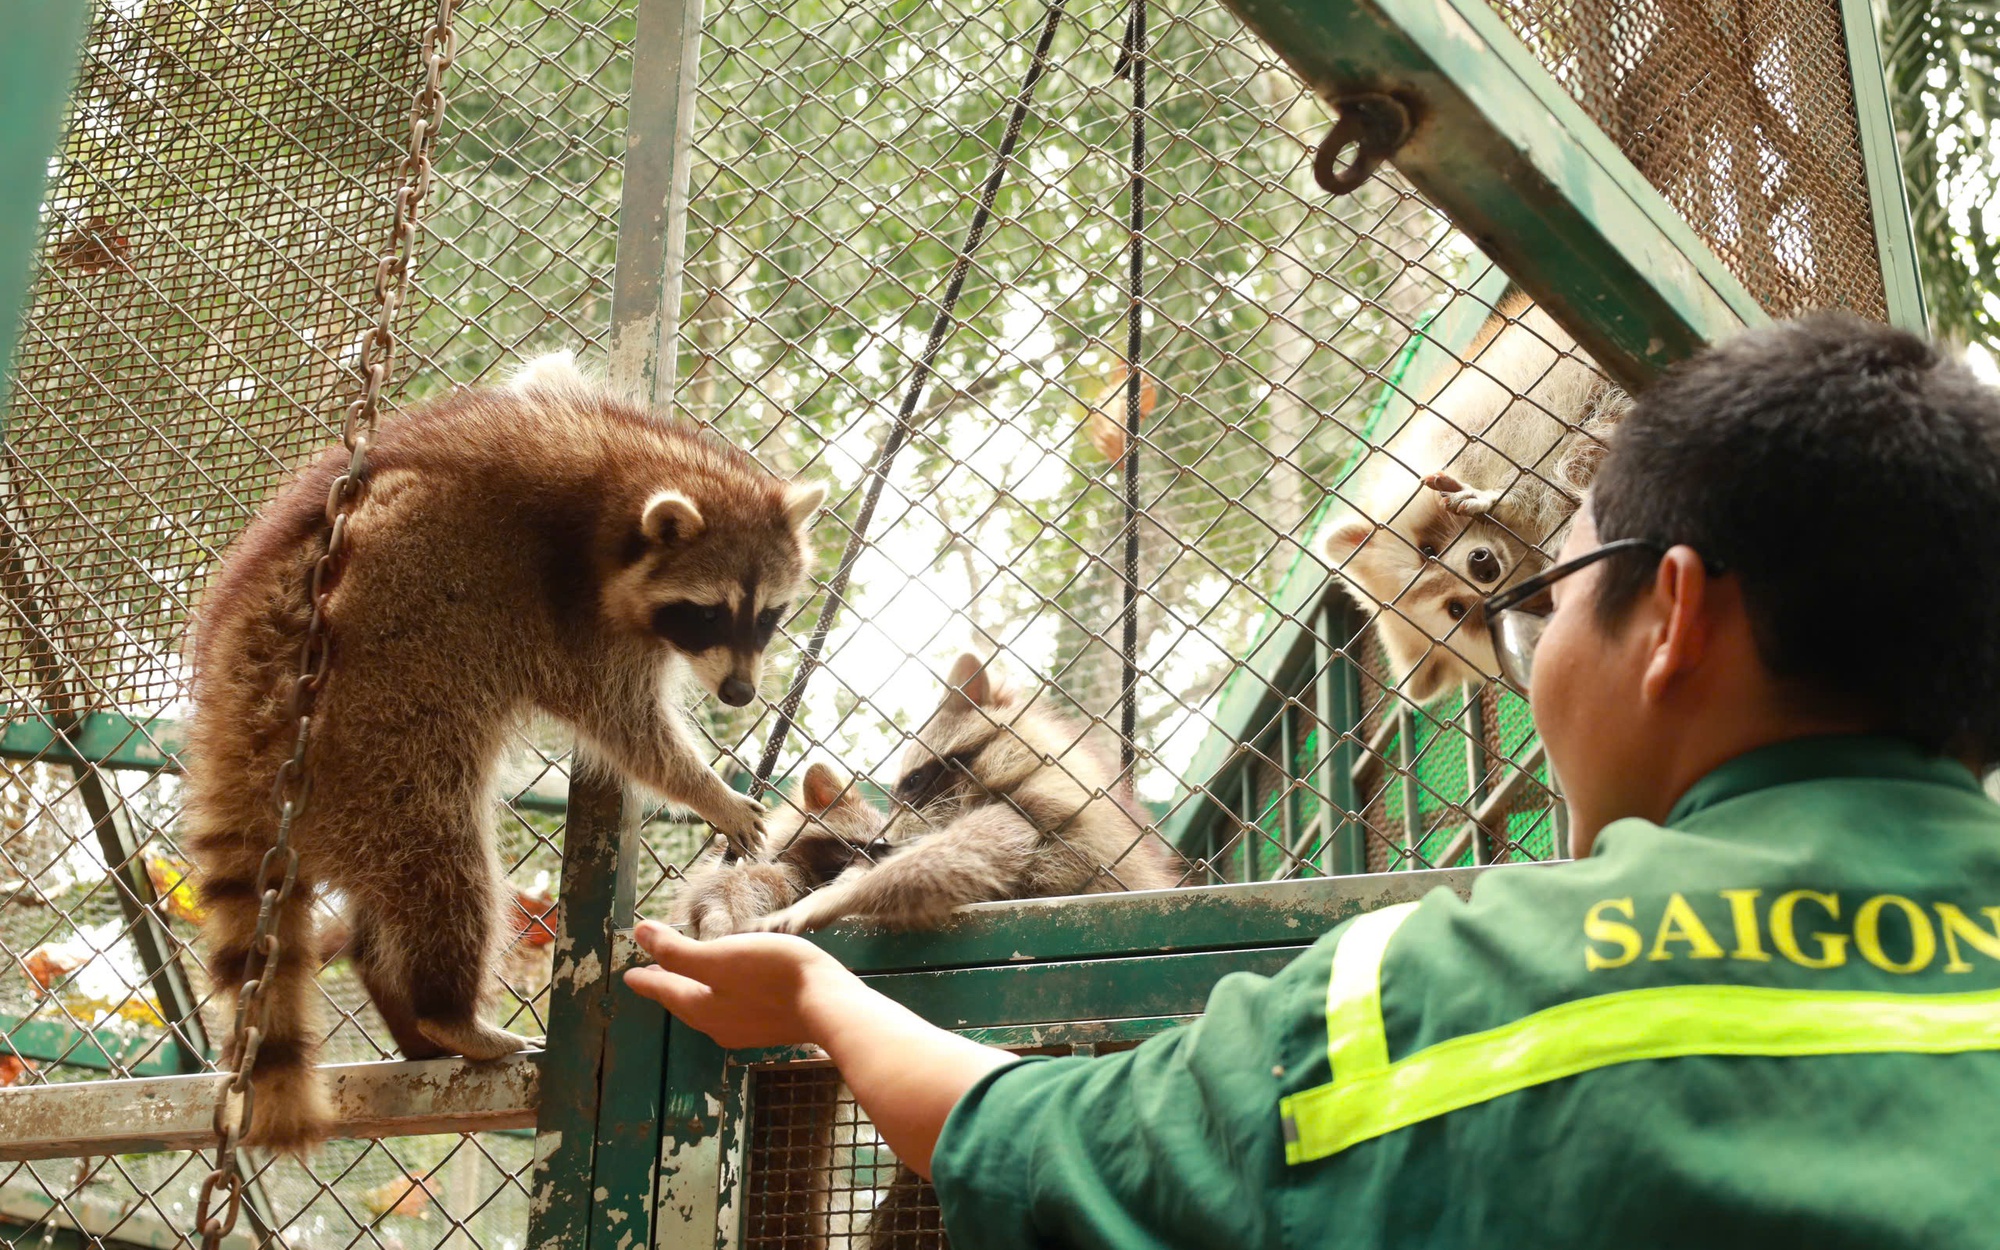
746, 652, 1183, 934
671, 761, 889, 940
184, 352, 824, 1153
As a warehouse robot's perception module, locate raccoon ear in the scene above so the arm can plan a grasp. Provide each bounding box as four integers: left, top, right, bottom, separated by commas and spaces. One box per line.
946, 652, 995, 710
783, 480, 828, 529
642, 490, 705, 544
1322, 516, 1375, 565
801, 761, 853, 814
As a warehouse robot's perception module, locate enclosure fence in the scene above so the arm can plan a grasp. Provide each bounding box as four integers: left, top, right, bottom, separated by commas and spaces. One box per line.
0, 0, 1917, 1246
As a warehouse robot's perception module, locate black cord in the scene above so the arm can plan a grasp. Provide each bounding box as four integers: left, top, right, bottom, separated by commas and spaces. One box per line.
1118, 0, 1146, 776
754, 0, 1070, 791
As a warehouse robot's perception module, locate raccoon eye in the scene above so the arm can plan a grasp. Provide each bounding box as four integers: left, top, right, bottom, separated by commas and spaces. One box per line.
754, 604, 785, 643
1446, 600, 1468, 621
652, 600, 730, 652
895, 762, 940, 803
1466, 547, 1502, 584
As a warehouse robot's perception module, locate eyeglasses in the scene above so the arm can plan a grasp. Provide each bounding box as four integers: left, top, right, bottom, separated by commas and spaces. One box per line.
1480, 539, 1725, 694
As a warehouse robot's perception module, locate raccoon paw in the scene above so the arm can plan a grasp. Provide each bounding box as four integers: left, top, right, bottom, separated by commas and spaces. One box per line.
744, 902, 821, 936
416, 1017, 534, 1062
708, 792, 768, 857
1423, 472, 1498, 517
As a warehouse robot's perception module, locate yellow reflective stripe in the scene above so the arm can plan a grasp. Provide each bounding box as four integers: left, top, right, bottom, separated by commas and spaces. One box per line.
1280, 982, 2000, 1165
1323, 903, 1419, 1078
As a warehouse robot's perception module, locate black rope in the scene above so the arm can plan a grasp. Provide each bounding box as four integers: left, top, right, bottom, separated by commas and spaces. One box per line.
1117, 0, 1146, 775
754, 0, 1069, 791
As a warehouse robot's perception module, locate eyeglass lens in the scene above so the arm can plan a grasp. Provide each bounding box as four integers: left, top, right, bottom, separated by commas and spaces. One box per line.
1490, 608, 1545, 694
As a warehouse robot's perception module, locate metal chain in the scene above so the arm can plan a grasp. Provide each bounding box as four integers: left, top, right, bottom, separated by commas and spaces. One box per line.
193, 4, 457, 1245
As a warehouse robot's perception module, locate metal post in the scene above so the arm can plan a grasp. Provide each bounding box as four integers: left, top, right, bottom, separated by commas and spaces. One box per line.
527, 1, 710, 1247
606, 0, 708, 407
1837, 0, 1927, 331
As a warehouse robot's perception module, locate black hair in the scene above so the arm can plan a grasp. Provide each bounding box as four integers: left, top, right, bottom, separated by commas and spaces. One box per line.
1589, 310, 2000, 760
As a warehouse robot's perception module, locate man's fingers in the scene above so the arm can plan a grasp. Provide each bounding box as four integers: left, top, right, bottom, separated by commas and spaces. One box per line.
623, 963, 712, 1013
634, 918, 720, 972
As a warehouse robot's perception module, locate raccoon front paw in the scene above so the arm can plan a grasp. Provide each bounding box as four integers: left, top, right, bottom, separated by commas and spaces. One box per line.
745, 901, 822, 936
707, 792, 768, 857
1423, 472, 1498, 517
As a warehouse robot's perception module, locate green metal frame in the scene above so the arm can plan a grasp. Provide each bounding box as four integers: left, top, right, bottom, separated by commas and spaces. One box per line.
1840, 0, 1928, 330
1224, 0, 1765, 396
0, 0, 90, 387
652, 866, 1497, 1249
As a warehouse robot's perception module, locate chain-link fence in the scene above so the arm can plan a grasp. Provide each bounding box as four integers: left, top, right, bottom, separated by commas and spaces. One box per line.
0, 0, 1894, 1245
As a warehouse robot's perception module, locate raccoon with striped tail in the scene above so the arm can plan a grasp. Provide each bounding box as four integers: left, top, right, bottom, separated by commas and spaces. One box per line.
748, 652, 1182, 934
183, 352, 824, 1154
671, 761, 889, 939
1321, 292, 1631, 700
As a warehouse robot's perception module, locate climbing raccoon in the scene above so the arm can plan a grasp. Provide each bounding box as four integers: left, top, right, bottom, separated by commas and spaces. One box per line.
183, 352, 824, 1153
749, 652, 1183, 933
671, 761, 889, 939
1321, 291, 1630, 700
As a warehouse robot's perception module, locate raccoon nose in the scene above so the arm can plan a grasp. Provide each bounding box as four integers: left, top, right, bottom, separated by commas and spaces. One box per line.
719, 675, 756, 707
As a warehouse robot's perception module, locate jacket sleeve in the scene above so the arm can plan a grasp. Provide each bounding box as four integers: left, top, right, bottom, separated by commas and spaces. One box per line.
928, 927, 1348, 1250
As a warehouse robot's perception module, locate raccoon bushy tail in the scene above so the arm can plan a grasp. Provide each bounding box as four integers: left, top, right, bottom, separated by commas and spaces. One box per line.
195, 842, 331, 1156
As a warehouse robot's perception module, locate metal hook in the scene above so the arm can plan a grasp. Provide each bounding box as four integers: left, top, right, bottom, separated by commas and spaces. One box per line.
1313, 94, 1414, 197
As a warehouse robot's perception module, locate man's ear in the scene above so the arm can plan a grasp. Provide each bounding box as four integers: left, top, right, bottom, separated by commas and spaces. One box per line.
1639, 546, 1711, 702
801, 761, 854, 814
642, 490, 704, 544
945, 652, 995, 710
784, 480, 828, 529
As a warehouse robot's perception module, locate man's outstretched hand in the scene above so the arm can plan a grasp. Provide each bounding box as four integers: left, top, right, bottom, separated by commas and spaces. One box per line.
623, 917, 1017, 1179
624, 919, 857, 1050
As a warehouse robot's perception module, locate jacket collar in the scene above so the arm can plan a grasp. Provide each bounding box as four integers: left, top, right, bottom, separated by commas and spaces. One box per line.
1666, 734, 1985, 827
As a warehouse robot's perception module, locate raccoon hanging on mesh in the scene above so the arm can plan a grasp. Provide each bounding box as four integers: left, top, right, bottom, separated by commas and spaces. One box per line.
747, 652, 1182, 934
183, 353, 824, 1154
1321, 291, 1631, 700
672, 761, 888, 940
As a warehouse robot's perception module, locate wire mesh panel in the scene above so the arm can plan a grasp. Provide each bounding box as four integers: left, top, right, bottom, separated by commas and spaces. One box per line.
0, 0, 1907, 1244
0, 0, 629, 1245
1488, 0, 1889, 320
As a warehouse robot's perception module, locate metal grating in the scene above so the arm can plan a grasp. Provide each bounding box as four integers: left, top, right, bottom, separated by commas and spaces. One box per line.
1489, 0, 1889, 320
0, 0, 1898, 1244
0, 0, 630, 1246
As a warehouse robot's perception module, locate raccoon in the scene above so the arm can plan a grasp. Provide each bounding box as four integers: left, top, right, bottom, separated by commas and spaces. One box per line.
183, 352, 824, 1154
749, 653, 1182, 934
1320, 291, 1630, 700
671, 761, 889, 939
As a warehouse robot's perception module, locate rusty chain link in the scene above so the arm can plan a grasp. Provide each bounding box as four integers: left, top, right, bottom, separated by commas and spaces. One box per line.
193, 4, 458, 1245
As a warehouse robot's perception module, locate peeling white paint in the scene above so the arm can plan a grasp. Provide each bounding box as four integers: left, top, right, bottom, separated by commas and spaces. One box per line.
1433, 0, 1488, 56
572, 949, 605, 990
593, 1187, 609, 1203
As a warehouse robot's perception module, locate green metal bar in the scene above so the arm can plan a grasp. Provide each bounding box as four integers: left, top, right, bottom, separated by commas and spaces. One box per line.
526, 765, 628, 1250
605, 0, 708, 406
0, 708, 182, 772
0, 0, 89, 391
654, 1023, 733, 1250
805, 864, 1497, 973
1220, 0, 1765, 391
1839, 0, 1928, 330
0, 1012, 197, 1078
566, 0, 717, 1242
1326, 598, 1366, 875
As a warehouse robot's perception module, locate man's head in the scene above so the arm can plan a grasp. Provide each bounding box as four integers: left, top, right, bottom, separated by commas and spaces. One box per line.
1530, 312, 2000, 849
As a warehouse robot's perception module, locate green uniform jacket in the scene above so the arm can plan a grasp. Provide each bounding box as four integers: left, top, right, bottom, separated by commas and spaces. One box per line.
931, 736, 2000, 1248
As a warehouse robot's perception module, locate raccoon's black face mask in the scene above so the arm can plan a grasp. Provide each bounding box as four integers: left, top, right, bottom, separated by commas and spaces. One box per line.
649, 599, 784, 655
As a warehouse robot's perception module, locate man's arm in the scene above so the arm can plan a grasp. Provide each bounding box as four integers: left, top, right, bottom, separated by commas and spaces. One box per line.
624, 919, 1013, 1178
